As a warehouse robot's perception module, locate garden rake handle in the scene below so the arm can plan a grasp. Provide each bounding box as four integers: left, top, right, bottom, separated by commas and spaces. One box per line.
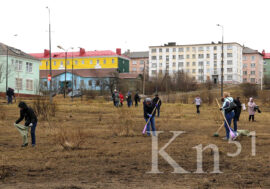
215, 123, 224, 134
215, 98, 231, 131
142, 99, 160, 134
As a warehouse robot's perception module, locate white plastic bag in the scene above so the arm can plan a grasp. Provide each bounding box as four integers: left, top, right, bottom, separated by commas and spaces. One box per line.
242, 103, 246, 111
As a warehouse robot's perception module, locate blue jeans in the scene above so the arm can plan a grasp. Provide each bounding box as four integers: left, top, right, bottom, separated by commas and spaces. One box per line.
31, 122, 37, 145
7, 96, 13, 104
145, 117, 156, 136
224, 111, 235, 139
157, 106, 160, 117
127, 100, 132, 107
233, 118, 238, 132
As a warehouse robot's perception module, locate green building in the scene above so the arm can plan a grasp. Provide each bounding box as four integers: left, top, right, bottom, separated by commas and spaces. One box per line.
0, 43, 40, 96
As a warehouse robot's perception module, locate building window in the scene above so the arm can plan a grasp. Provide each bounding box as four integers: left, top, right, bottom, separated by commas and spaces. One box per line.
199, 61, 204, 66
80, 80, 85, 88
112, 59, 114, 64
152, 56, 157, 60
178, 48, 184, 52
158, 56, 162, 60
243, 64, 247, 68
66, 60, 70, 65
206, 46, 210, 51
173, 48, 176, 52
227, 45, 233, 50
97, 60, 100, 64
227, 60, 233, 65
54, 61, 56, 66
192, 47, 196, 52
60, 61, 63, 66
214, 54, 217, 60
251, 78, 256, 83
152, 63, 157, 68
227, 53, 233, 57
251, 63, 256, 67
26, 62, 33, 73
186, 62, 190, 67
207, 61, 210, 66
132, 68, 137, 71
140, 60, 144, 65
192, 69, 196, 73
15, 78, 23, 90
251, 56, 255, 61
206, 54, 210, 58
243, 71, 247, 75
186, 47, 190, 52
178, 55, 184, 59
186, 55, 190, 59
43, 81, 47, 87
173, 62, 176, 67
243, 78, 247, 82
159, 63, 162, 67
103, 59, 106, 64
15, 60, 23, 71
165, 48, 169, 52
227, 75, 233, 80
151, 49, 157, 53
198, 47, 204, 51
263, 61, 266, 65
81, 60, 85, 64
159, 48, 162, 52
250, 71, 256, 75
243, 56, 247, 61
186, 69, 190, 73
173, 55, 176, 59
198, 54, 204, 59
214, 46, 217, 50
75, 60, 78, 65
88, 80, 92, 86
192, 54, 196, 59
26, 79, 33, 90
166, 56, 169, 61
227, 68, 233, 72
178, 62, 184, 67
140, 67, 144, 71
152, 70, 157, 75
198, 69, 204, 73
132, 60, 137, 65
46, 61, 48, 67
90, 60, 93, 64
192, 62, 196, 66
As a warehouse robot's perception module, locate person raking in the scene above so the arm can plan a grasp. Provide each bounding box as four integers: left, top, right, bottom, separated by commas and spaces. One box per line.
143, 98, 156, 136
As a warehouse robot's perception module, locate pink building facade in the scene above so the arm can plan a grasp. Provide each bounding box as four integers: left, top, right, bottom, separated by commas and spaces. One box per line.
124, 51, 149, 75
242, 47, 263, 84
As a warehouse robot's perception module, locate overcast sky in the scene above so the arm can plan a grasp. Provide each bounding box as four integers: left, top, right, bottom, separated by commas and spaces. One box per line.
1, 0, 270, 54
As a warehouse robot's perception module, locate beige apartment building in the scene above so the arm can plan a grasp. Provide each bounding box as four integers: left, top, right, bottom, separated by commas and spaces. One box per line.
242, 47, 263, 84
149, 42, 243, 83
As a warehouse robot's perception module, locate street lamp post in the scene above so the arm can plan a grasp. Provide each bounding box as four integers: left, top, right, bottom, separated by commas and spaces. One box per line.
46, 6, 53, 104
6, 45, 9, 92
57, 46, 73, 98
217, 24, 224, 97
71, 49, 74, 101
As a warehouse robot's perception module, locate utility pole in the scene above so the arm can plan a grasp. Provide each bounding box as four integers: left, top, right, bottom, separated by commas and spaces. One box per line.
72, 50, 74, 101
6, 45, 9, 92
217, 24, 224, 97
143, 60, 146, 95
64, 51, 67, 98
46, 6, 53, 103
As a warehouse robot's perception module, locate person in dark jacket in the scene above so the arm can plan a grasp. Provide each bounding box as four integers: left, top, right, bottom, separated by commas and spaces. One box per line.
233, 97, 242, 131
126, 91, 132, 107
143, 98, 156, 136
152, 94, 162, 117
6, 87, 15, 104
134, 92, 141, 107
15, 102, 38, 147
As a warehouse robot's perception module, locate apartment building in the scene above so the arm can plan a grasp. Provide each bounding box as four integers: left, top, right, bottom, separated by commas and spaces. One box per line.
149, 42, 243, 84
242, 47, 263, 84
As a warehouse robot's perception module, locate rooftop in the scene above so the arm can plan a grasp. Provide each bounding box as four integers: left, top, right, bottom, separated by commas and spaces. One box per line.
149, 42, 243, 48
123, 51, 149, 59
264, 53, 270, 59
0, 42, 39, 61
243, 47, 262, 54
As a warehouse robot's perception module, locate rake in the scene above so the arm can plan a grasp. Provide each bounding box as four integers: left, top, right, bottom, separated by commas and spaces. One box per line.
142, 99, 160, 134
213, 98, 237, 139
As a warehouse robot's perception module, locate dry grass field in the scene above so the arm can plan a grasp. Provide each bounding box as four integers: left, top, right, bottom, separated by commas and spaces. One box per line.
0, 95, 270, 189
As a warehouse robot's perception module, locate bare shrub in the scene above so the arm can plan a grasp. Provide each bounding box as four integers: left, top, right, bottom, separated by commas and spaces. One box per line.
111, 108, 136, 137
32, 96, 57, 121
201, 90, 214, 105
179, 94, 189, 104
53, 126, 87, 150
240, 83, 258, 98
0, 106, 6, 120
258, 90, 270, 106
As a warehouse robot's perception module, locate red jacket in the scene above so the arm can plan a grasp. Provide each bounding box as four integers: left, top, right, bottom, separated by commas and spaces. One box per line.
119, 93, 124, 103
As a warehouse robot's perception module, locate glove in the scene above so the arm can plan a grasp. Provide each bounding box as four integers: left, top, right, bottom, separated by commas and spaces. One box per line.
155, 104, 159, 108
219, 108, 223, 111
147, 114, 152, 118
29, 123, 33, 127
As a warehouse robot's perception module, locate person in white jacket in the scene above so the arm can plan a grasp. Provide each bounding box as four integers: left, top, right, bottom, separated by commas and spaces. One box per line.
194, 96, 202, 114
